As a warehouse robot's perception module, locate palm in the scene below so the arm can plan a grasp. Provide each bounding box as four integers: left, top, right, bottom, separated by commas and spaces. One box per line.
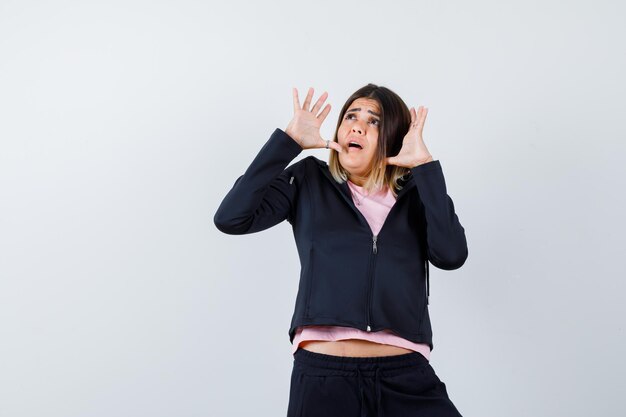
386, 106, 433, 168
285, 87, 342, 153
293, 108, 322, 139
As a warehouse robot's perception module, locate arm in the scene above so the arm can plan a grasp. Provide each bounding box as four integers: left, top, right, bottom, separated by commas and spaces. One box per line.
411, 160, 468, 270
213, 128, 304, 235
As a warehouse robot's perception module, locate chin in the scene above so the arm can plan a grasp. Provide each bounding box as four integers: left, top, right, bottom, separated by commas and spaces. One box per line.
338, 158, 358, 172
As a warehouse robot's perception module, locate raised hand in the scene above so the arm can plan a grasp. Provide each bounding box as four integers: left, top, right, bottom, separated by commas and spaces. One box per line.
385, 106, 433, 168
285, 87, 343, 153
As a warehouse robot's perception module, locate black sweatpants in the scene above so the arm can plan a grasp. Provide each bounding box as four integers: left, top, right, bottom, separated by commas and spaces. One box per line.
287, 348, 463, 417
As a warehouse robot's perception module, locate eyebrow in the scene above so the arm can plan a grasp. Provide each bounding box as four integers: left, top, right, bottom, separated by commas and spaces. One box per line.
346, 108, 381, 118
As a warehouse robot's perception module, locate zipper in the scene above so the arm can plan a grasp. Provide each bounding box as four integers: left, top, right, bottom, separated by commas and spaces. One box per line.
304, 246, 315, 317
366, 233, 378, 332
425, 258, 430, 305
315, 163, 414, 333
416, 257, 431, 333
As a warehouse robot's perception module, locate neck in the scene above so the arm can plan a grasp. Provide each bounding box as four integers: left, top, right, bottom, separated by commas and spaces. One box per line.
348, 173, 368, 187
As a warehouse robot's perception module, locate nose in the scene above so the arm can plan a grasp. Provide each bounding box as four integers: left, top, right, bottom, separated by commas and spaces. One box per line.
351, 126, 364, 135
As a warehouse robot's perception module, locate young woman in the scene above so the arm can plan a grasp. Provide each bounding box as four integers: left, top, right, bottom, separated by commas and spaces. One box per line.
214, 84, 468, 416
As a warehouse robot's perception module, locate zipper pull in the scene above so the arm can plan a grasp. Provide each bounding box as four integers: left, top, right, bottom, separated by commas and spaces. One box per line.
289, 176, 294, 184
372, 235, 377, 254
367, 325, 371, 332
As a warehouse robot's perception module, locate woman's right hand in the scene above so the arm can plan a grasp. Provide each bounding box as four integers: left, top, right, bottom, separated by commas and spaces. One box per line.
285, 87, 343, 153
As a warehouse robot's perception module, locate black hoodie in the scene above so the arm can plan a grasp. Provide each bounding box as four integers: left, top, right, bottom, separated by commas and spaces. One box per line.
214, 128, 468, 351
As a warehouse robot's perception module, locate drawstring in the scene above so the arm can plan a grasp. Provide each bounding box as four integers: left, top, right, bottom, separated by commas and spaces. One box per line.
375, 367, 383, 417
356, 367, 366, 417
355, 366, 384, 417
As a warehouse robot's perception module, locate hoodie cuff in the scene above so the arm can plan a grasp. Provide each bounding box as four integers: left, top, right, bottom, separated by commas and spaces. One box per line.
273, 128, 304, 155
410, 159, 441, 175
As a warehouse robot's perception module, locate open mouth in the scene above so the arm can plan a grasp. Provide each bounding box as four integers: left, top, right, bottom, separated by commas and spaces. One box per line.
348, 141, 363, 150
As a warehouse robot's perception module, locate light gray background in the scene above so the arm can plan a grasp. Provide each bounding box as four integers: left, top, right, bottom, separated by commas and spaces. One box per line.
1, 0, 624, 416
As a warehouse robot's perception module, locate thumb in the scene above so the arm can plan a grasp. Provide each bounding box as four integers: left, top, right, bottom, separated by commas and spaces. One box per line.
385, 156, 396, 166
330, 141, 343, 153
321, 137, 343, 153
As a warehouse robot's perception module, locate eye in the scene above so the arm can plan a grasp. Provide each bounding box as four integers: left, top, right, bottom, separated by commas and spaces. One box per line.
344, 114, 380, 126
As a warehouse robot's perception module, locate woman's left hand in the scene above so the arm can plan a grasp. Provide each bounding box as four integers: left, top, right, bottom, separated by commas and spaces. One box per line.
385, 106, 434, 168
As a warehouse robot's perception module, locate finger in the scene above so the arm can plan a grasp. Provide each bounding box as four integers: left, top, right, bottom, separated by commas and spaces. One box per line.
303, 87, 314, 111
319, 138, 343, 153
318, 103, 332, 124
418, 107, 428, 131
416, 106, 425, 129
330, 141, 343, 153
292, 87, 301, 113
409, 107, 418, 131
311, 91, 328, 115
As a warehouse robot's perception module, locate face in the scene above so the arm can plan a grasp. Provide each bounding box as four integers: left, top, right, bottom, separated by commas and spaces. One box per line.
337, 98, 381, 179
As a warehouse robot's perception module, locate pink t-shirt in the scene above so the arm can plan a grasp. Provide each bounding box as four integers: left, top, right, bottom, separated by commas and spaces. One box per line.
292, 180, 431, 360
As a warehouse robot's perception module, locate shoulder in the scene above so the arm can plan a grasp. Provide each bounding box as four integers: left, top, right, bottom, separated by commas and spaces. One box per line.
287, 155, 327, 172
283, 156, 329, 188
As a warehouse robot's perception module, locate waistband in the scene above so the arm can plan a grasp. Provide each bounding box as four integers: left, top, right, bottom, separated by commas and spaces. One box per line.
293, 347, 429, 372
